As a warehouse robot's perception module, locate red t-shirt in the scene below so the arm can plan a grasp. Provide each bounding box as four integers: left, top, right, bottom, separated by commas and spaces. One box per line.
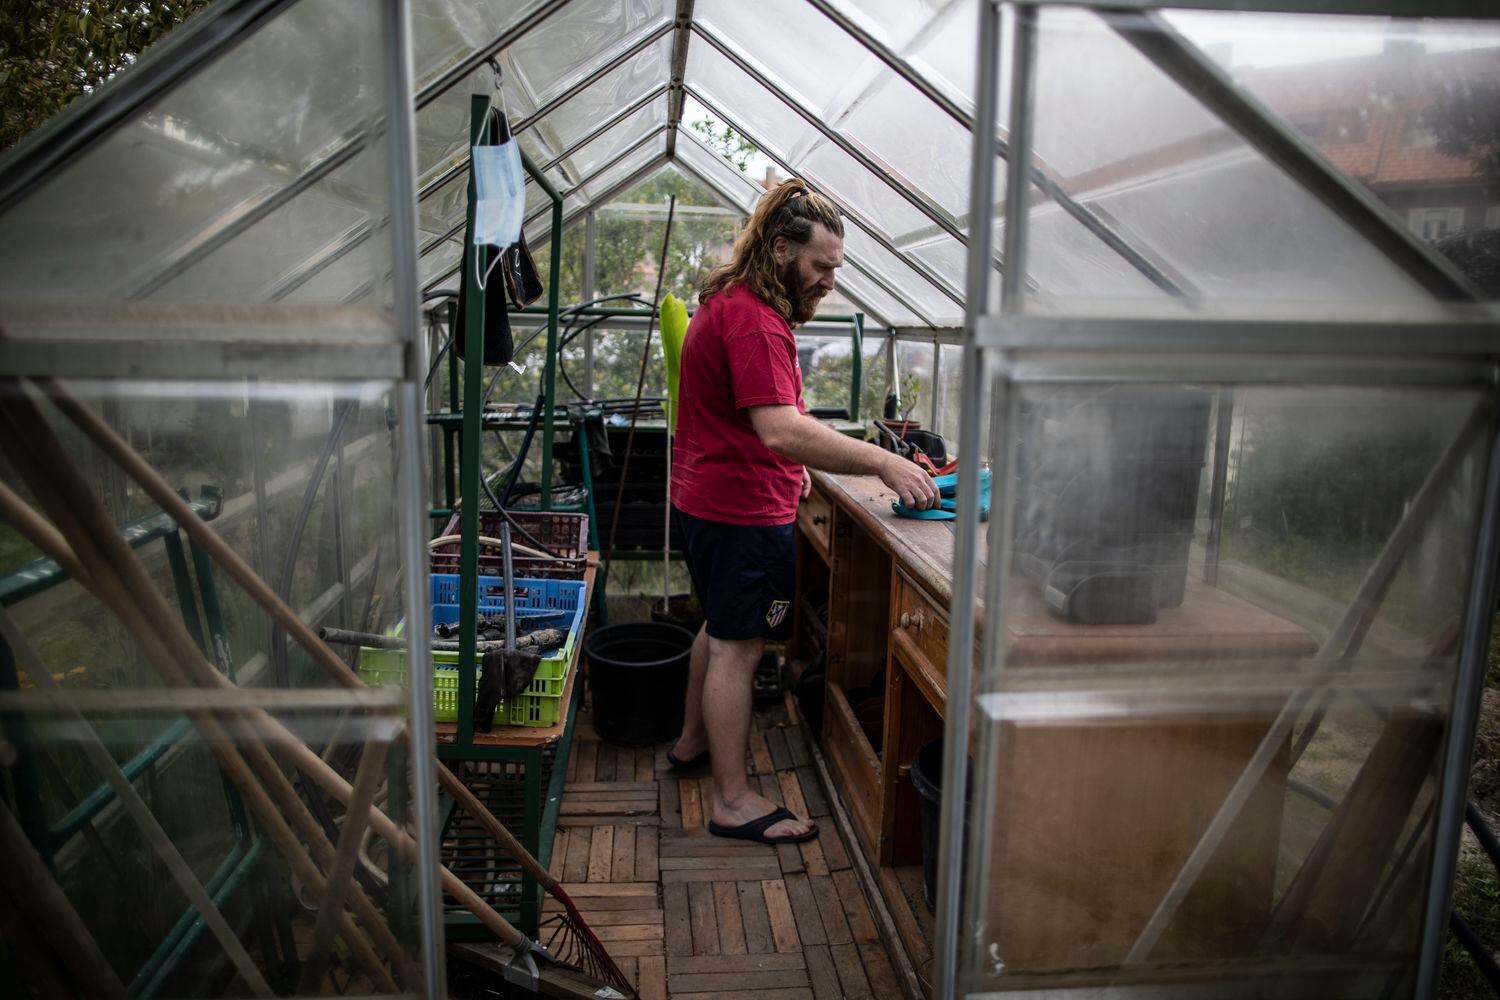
671, 284, 806, 526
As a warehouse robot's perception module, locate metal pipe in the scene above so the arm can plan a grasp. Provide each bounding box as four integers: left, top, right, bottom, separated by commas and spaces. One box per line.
583, 210, 597, 398
383, 0, 444, 993
1416, 414, 1500, 996
850, 313, 864, 421
540, 154, 565, 509
664, 0, 697, 160
1205, 386, 1234, 585
933, 1, 1007, 996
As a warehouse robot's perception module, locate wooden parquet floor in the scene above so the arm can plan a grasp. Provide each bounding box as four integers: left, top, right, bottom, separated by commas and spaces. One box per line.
550, 701, 903, 1000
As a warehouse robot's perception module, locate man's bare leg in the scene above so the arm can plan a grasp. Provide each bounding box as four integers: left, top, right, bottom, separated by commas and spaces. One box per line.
670, 625, 711, 762
704, 635, 815, 839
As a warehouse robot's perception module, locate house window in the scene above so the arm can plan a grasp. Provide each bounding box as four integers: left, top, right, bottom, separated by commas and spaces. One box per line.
1403, 111, 1440, 149
1408, 207, 1465, 241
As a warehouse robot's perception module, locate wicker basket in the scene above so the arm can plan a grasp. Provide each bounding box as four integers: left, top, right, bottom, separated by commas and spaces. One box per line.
430, 510, 589, 580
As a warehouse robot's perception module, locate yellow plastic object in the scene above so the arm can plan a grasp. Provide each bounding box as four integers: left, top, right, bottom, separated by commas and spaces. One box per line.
660, 293, 690, 434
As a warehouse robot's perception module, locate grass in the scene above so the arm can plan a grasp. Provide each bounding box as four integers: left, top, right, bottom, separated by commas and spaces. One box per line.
1441, 613, 1500, 997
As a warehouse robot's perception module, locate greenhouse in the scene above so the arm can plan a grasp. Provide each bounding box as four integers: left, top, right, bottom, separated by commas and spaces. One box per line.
1, 0, 1499, 998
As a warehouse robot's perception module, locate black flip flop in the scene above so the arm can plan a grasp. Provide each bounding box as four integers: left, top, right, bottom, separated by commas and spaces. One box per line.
666, 747, 710, 771
709, 806, 817, 845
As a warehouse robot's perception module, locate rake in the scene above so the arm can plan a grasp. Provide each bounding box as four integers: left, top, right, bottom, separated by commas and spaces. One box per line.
32, 373, 633, 996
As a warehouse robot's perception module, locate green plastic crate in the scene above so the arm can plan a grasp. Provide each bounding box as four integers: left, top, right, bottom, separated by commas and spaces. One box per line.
358, 648, 567, 728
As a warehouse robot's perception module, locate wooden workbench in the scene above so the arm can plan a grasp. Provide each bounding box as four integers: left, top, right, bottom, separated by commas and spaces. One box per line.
794, 472, 1320, 989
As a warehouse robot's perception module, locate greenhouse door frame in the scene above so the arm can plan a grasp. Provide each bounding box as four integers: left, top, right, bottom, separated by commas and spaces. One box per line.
934, 3, 1500, 1000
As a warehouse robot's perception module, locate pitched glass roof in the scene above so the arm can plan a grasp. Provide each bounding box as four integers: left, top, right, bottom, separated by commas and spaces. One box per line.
0, 0, 1495, 342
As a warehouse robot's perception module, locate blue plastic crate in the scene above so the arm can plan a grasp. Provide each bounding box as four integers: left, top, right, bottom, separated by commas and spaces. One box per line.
358, 575, 587, 727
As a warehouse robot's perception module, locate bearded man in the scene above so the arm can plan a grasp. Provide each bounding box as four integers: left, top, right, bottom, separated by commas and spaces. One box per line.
668, 179, 939, 844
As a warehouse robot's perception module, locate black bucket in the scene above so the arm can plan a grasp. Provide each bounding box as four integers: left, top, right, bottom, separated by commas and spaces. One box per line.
911, 738, 949, 914
584, 621, 694, 747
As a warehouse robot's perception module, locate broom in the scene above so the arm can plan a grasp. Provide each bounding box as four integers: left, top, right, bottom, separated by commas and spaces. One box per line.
31, 373, 633, 995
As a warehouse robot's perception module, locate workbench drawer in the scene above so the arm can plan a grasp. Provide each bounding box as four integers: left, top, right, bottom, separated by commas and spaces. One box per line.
797, 484, 834, 557
891, 571, 949, 699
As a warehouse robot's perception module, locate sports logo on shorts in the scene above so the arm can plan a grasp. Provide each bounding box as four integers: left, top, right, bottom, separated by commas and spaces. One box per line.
765, 599, 790, 629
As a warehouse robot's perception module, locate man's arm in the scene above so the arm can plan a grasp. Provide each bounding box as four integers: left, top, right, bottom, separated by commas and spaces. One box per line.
748, 405, 940, 510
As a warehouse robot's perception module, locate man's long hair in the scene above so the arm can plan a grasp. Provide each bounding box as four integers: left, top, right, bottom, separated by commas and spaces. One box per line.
700, 178, 844, 322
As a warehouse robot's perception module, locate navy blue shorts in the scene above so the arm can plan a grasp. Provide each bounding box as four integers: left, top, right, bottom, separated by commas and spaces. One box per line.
674, 508, 795, 642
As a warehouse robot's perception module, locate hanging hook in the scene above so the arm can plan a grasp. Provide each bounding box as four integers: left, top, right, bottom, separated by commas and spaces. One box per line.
486, 56, 503, 92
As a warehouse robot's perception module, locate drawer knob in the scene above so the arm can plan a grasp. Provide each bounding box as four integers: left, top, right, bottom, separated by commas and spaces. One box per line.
812, 514, 828, 526
899, 612, 911, 629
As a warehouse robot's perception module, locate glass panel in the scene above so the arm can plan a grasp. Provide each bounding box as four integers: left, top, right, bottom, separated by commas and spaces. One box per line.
674, 127, 765, 212
841, 264, 919, 328
0, 377, 429, 995
936, 342, 965, 443
686, 42, 816, 162
590, 167, 741, 302
516, 35, 672, 163
801, 140, 937, 245
1027, 8, 1432, 310
960, 378, 1488, 996
688, 36, 961, 249
418, 170, 470, 247
843, 227, 963, 324
1167, 11, 1500, 300
797, 333, 866, 413
0, 0, 389, 309
145, 157, 382, 305
892, 339, 937, 426
420, 238, 465, 293
904, 0, 981, 117
415, 65, 494, 185
501, 0, 671, 111
697, 0, 880, 119
549, 106, 667, 187
1025, 197, 1170, 300
411, 0, 552, 89
836, 73, 977, 218
908, 235, 970, 299
581, 138, 666, 204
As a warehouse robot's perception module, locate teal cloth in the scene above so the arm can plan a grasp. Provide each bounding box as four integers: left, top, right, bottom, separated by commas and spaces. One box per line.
893, 468, 993, 521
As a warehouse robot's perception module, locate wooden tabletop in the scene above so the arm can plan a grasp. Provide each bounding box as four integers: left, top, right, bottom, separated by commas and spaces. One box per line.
810, 471, 1318, 664
433, 557, 597, 749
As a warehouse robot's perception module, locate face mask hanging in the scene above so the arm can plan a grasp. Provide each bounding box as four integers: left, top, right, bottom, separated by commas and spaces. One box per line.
471, 138, 525, 250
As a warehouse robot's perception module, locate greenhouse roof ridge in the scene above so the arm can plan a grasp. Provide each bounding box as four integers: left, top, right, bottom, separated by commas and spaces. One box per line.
0, 0, 1495, 339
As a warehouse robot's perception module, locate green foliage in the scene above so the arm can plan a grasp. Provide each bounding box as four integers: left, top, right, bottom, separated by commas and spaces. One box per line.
1430, 78, 1500, 184
899, 371, 922, 422
689, 115, 758, 171
1441, 858, 1500, 999
0, 0, 210, 151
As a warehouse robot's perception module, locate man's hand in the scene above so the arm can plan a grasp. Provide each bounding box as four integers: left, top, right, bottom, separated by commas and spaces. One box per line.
879, 452, 940, 510
801, 467, 812, 500
746, 404, 940, 511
